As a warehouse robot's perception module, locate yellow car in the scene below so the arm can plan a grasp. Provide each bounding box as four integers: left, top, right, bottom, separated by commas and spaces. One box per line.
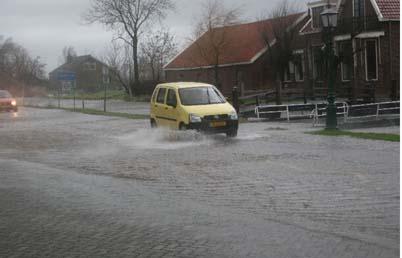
150, 82, 238, 137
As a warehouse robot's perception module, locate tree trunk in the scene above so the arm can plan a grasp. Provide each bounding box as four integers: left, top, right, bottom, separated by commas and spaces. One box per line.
151, 62, 156, 81
132, 37, 139, 96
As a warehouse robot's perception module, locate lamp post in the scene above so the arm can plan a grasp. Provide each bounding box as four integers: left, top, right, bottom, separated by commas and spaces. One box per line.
321, 7, 338, 130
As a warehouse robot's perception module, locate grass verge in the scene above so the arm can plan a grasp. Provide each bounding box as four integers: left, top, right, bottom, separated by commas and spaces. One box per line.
307, 129, 399, 142
24, 105, 148, 120
56, 91, 151, 102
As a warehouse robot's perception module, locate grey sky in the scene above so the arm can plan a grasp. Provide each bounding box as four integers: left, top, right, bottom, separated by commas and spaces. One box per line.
0, 0, 309, 75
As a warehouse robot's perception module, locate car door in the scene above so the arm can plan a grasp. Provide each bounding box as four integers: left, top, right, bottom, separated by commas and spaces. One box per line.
164, 88, 179, 128
153, 87, 168, 126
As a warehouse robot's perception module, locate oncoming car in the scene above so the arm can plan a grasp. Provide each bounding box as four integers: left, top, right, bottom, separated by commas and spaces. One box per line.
150, 82, 238, 137
0, 90, 18, 112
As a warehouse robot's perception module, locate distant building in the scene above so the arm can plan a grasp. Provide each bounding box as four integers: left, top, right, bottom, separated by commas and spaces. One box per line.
49, 55, 117, 93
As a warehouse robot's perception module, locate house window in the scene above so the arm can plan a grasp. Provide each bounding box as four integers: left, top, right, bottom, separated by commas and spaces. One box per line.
102, 66, 110, 84
353, 0, 365, 17
294, 53, 304, 81
312, 46, 325, 81
365, 39, 378, 81
339, 41, 353, 81
312, 6, 324, 28
84, 62, 96, 70
284, 52, 304, 82
284, 61, 294, 82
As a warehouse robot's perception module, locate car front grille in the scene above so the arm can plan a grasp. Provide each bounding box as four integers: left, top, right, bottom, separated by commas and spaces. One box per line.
203, 114, 229, 121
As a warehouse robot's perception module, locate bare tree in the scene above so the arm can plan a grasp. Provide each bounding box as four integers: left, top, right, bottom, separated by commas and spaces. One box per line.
0, 36, 46, 98
140, 29, 177, 81
102, 42, 133, 96
259, 0, 302, 104
83, 0, 174, 95
59, 46, 77, 64
191, 0, 241, 89
0, 36, 46, 83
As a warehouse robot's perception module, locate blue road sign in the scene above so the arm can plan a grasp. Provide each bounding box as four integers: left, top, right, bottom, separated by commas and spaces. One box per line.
57, 72, 76, 81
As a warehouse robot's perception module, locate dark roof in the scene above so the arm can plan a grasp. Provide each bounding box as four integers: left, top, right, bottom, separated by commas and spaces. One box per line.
374, 0, 400, 20
165, 13, 305, 70
49, 55, 108, 75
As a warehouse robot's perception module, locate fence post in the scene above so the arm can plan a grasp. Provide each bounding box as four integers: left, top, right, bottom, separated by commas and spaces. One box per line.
286, 105, 290, 122
104, 82, 107, 112
255, 95, 260, 107
344, 103, 348, 123
232, 86, 239, 113
73, 81, 76, 111
58, 85, 61, 109
376, 103, 380, 119
255, 106, 259, 119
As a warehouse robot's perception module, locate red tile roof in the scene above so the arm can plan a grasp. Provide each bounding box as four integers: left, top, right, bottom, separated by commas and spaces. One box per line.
165, 13, 304, 70
374, 0, 400, 20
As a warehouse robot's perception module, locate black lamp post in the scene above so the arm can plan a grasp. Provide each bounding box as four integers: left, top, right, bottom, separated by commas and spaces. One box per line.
321, 7, 338, 130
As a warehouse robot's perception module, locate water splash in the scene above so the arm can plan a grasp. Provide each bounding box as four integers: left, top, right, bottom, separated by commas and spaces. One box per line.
117, 128, 213, 150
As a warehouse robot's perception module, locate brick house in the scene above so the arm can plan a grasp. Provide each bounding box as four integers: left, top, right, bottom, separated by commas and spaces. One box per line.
297, 0, 400, 102
49, 55, 116, 93
164, 14, 308, 96
165, 0, 399, 102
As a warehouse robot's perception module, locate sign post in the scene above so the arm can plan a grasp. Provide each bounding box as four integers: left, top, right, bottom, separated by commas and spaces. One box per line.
56, 71, 76, 111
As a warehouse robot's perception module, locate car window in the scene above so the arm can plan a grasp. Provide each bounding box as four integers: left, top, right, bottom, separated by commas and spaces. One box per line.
156, 88, 166, 104
0, 90, 12, 98
178, 87, 226, 106
166, 89, 177, 107
151, 88, 158, 103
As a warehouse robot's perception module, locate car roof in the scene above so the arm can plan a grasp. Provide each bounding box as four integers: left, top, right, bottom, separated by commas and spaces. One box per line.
156, 82, 214, 89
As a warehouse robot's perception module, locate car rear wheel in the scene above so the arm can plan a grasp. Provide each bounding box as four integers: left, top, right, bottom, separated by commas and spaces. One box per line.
150, 119, 157, 128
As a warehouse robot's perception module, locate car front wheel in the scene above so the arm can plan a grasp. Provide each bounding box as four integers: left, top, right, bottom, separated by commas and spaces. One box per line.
226, 128, 238, 138
179, 123, 187, 131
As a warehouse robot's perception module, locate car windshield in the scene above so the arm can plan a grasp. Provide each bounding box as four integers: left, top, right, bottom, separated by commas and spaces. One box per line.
178, 87, 226, 106
0, 90, 12, 98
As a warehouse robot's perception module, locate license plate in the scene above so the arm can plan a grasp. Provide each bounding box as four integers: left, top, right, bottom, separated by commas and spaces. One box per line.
210, 121, 226, 127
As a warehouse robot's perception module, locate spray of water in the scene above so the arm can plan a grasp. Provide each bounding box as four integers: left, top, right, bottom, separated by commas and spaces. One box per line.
116, 128, 214, 150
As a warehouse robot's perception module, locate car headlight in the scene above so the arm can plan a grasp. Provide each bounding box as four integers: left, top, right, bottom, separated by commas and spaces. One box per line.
229, 111, 238, 120
11, 100, 17, 106
189, 113, 202, 123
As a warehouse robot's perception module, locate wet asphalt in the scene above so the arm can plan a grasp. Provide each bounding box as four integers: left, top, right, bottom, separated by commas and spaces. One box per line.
0, 107, 399, 258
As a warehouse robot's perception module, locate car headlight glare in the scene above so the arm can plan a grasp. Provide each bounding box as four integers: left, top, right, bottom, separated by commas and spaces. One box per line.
229, 111, 238, 120
189, 113, 202, 123
11, 100, 17, 106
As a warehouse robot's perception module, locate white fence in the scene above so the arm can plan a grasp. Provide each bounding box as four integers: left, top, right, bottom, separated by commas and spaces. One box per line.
254, 101, 400, 125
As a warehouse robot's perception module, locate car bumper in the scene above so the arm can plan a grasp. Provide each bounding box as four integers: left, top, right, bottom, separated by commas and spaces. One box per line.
0, 105, 17, 112
187, 119, 238, 134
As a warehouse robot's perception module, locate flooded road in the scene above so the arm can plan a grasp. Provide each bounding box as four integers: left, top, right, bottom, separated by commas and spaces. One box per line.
0, 108, 399, 258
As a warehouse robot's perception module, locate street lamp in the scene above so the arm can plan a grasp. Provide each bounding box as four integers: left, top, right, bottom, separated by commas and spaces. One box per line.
321, 7, 338, 130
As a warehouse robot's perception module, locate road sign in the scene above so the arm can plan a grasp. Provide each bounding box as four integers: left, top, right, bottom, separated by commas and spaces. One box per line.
57, 72, 76, 81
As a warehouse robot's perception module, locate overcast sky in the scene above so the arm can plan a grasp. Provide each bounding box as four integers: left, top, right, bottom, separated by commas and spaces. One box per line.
0, 0, 308, 74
